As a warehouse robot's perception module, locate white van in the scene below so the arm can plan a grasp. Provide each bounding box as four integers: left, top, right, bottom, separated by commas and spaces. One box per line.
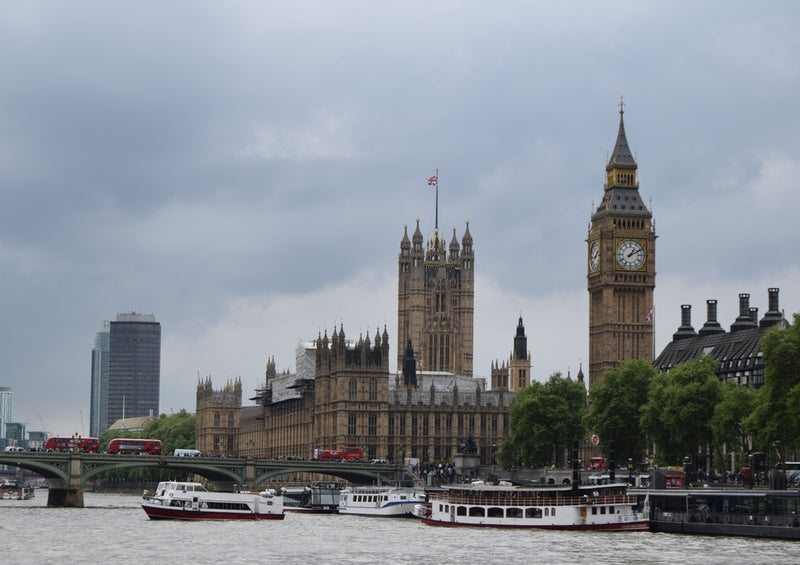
173, 449, 202, 457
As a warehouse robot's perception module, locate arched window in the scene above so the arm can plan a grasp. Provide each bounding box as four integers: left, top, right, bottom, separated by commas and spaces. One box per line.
349, 379, 358, 401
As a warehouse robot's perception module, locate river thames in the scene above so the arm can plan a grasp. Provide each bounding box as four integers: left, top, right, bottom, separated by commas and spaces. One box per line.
1, 492, 797, 564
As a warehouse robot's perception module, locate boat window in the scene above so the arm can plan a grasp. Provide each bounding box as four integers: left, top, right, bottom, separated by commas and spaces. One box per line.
456, 506, 467, 516
507, 507, 523, 518
468, 506, 485, 517
526, 508, 542, 519
544, 508, 549, 517
551, 508, 556, 516
600, 506, 606, 514
488, 507, 503, 518
592, 507, 597, 515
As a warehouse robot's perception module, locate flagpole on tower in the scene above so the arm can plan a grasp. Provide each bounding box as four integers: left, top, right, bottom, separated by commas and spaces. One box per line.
427, 169, 439, 231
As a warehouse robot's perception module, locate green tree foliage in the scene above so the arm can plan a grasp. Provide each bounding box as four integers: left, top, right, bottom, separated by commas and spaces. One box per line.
746, 313, 800, 463
94, 411, 196, 483
587, 359, 655, 465
497, 373, 587, 469
142, 410, 196, 455
640, 355, 721, 465
710, 382, 753, 465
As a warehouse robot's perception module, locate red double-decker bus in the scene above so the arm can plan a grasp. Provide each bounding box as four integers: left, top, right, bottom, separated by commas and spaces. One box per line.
313, 446, 362, 462
108, 438, 163, 455
45, 436, 101, 453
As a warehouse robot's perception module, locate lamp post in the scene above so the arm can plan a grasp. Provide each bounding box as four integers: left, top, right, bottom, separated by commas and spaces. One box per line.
628, 458, 633, 485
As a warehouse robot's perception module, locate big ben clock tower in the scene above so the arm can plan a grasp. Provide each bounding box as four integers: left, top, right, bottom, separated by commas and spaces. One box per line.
587, 99, 655, 388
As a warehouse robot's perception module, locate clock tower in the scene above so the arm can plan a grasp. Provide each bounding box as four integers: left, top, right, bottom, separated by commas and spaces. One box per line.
587, 99, 655, 388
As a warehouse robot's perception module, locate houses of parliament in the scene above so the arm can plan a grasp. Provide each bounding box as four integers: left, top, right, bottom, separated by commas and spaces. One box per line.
195, 103, 790, 465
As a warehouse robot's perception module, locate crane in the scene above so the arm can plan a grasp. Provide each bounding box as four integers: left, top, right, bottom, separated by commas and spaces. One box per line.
36, 412, 49, 436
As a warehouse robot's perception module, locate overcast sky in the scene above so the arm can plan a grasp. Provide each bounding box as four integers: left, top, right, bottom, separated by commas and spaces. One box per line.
2, 2, 799, 438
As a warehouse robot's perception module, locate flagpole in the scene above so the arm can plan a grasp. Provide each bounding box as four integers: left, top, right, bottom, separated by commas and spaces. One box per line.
434, 168, 439, 232
427, 169, 439, 232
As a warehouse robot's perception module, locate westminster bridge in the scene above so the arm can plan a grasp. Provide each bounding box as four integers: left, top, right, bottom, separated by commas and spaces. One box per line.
0, 451, 410, 507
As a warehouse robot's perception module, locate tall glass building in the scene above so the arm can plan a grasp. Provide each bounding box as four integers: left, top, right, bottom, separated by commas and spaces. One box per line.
103, 312, 161, 432
89, 321, 110, 437
0, 387, 13, 439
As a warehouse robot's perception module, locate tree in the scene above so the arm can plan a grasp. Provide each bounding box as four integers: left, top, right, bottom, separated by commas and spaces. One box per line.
710, 382, 753, 469
142, 410, 196, 455
587, 359, 655, 465
498, 373, 587, 469
640, 355, 721, 466
746, 313, 800, 464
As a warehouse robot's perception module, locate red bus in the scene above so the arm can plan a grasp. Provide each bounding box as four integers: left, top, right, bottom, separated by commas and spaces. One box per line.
313, 446, 362, 462
588, 457, 608, 469
45, 436, 101, 453
108, 438, 163, 455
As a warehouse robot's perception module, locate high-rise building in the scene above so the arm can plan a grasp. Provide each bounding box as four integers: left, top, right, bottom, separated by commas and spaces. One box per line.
89, 321, 110, 437
105, 312, 161, 431
587, 101, 656, 387
0, 386, 13, 439
397, 219, 475, 376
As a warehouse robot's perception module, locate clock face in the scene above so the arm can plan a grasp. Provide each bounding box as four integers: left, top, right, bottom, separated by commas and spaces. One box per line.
616, 240, 645, 270
590, 242, 600, 272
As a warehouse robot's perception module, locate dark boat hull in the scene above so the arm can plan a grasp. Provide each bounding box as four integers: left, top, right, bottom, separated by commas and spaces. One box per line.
650, 519, 800, 539
142, 503, 285, 521
419, 516, 649, 531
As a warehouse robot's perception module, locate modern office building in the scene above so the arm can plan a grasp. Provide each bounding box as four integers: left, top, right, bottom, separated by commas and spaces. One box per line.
0, 386, 13, 439
89, 320, 110, 437
104, 312, 161, 432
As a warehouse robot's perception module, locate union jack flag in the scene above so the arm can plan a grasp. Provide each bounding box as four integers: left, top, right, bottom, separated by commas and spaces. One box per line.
427, 175, 438, 186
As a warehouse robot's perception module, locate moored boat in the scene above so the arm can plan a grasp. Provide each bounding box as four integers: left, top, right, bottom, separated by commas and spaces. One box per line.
416, 481, 649, 530
646, 487, 800, 540
338, 485, 425, 517
282, 484, 342, 513
141, 481, 284, 520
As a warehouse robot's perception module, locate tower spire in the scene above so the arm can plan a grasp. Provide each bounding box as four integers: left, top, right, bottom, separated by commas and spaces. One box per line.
608, 95, 636, 170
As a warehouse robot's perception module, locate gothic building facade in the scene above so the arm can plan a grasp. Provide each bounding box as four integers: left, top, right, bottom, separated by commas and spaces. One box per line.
196, 216, 513, 465
587, 102, 656, 387
195, 377, 242, 456
491, 316, 532, 392
197, 325, 512, 465
397, 220, 475, 377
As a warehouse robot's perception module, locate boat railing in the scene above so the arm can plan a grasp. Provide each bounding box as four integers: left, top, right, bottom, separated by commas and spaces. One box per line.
432, 491, 636, 507
654, 509, 800, 528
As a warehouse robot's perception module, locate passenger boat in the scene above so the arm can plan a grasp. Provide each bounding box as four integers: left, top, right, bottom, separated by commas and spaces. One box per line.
141, 481, 284, 520
415, 481, 649, 530
281, 484, 342, 513
338, 485, 425, 517
646, 487, 800, 540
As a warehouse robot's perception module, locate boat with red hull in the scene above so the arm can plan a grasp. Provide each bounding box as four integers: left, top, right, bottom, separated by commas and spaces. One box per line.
415, 481, 649, 531
142, 481, 284, 521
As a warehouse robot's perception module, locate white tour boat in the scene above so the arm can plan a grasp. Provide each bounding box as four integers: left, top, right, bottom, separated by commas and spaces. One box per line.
141, 481, 284, 520
415, 481, 649, 531
338, 485, 425, 517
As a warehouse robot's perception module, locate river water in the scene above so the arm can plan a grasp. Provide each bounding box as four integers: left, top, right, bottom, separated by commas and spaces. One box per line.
1, 492, 797, 564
